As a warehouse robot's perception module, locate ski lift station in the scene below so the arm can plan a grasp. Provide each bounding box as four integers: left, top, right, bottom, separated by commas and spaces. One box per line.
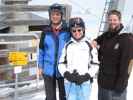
0, 0, 133, 100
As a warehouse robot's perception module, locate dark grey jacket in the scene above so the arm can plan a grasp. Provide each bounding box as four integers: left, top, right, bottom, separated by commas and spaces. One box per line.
96, 25, 133, 92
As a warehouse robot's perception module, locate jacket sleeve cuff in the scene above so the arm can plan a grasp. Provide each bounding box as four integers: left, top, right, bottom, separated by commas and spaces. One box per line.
58, 63, 67, 77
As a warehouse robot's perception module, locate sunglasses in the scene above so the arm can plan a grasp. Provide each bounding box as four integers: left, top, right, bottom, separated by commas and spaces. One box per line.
71, 29, 82, 33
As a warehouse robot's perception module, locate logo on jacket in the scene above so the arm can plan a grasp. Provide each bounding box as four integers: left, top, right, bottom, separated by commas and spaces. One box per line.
114, 43, 119, 49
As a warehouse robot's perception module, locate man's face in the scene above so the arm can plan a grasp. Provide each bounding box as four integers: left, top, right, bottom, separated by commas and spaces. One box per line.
71, 27, 84, 41
108, 14, 121, 30
50, 10, 62, 25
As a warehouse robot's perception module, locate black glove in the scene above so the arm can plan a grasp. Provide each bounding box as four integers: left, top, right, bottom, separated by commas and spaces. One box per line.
76, 73, 91, 85
90, 77, 93, 83
83, 73, 93, 83
115, 79, 127, 94
114, 87, 125, 94
64, 71, 77, 82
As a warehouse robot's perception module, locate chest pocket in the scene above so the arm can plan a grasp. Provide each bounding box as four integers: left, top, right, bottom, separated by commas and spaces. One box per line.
114, 43, 119, 50
101, 37, 120, 58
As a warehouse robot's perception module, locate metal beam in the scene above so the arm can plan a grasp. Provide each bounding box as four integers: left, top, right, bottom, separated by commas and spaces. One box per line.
1, 0, 31, 3
108, 0, 126, 12
0, 12, 49, 26
0, 5, 49, 12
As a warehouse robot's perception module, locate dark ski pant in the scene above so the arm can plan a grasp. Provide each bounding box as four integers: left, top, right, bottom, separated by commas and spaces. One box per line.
98, 86, 127, 100
43, 74, 66, 100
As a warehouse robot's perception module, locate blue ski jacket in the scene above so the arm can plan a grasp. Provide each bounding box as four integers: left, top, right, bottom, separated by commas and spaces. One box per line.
38, 24, 70, 78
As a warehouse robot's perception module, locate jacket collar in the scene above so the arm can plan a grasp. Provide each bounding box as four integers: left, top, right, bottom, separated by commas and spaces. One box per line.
104, 24, 124, 39
70, 37, 89, 43
119, 26, 130, 35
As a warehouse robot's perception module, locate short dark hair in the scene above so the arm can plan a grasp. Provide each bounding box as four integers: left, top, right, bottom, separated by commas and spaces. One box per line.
107, 9, 121, 20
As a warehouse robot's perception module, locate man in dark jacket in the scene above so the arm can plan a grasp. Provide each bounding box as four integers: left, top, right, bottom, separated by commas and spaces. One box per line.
92, 10, 133, 100
38, 3, 70, 100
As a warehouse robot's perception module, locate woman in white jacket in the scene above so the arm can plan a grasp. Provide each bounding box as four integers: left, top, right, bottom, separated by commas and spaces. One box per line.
58, 17, 99, 100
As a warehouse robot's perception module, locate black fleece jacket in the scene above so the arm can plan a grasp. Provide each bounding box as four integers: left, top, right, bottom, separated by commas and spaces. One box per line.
96, 24, 132, 92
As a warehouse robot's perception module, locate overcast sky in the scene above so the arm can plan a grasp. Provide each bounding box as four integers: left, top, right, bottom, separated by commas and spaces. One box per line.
29, 0, 105, 38
0, 0, 133, 38
29, 0, 133, 38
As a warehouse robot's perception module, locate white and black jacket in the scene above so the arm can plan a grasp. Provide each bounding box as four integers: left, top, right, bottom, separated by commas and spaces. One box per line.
58, 37, 99, 78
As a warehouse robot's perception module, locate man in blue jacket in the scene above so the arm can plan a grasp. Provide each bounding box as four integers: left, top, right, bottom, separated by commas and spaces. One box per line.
38, 3, 70, 100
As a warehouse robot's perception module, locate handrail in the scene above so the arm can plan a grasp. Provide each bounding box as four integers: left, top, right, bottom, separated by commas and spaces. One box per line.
0, 32, 41, 99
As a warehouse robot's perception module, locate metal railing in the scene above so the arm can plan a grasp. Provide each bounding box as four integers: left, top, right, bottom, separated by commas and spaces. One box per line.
0, 32, 42, 99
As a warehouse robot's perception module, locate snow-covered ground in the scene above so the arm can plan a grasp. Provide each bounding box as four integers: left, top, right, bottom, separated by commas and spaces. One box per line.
127, 69, 133, 100
0, 70, 133, 100
90, 70, 133, 100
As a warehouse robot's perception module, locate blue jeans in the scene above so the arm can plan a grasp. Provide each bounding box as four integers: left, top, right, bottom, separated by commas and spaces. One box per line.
98, 86, 127, 100
65, 81, 92, 100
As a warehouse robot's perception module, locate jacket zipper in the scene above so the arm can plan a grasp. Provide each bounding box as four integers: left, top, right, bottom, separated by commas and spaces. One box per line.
53, 35, 59, 77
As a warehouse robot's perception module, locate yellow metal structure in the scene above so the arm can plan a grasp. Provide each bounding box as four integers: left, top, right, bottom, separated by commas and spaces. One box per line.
8, 51, 28, 66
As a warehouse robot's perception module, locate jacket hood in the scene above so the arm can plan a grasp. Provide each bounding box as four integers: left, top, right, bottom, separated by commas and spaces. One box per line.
119, 26, 131, 35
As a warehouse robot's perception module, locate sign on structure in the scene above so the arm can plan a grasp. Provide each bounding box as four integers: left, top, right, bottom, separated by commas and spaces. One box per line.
8, 51, 28, 66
